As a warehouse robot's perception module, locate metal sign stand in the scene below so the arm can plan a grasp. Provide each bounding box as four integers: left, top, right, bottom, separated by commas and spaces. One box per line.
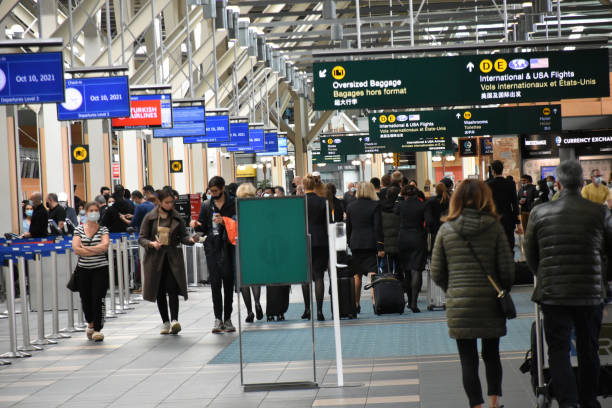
236, 199, 318, 392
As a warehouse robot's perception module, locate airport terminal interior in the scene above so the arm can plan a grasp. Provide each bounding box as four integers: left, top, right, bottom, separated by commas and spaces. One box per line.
1, 0, 612, 407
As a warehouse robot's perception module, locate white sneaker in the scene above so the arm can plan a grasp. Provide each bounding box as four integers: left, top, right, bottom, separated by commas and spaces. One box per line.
170, 320, 181, 334
160, 322, 171, 335
92, 331, 104, 342
86, 327, 94, 340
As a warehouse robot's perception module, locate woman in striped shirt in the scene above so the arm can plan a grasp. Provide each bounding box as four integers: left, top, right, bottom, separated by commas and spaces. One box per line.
72, 201, 110, 342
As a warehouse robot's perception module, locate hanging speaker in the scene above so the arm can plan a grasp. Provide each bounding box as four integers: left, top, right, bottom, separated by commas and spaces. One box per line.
279, 55, 287, 78
331, 23, 343, 41
202, 0, 216, 18
257, 34, 266, 63
238, 19, 250, 47
265, 44, 273, 68
215, 0, 228, 30
248, 29, 258, 57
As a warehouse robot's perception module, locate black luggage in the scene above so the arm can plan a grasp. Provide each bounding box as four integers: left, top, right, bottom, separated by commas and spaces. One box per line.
365, 274, 405, 315
266, 285, 290, 321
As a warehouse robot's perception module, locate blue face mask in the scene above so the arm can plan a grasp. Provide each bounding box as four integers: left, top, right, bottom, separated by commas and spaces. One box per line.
595, 176, 602, 185
546, 181, 553, 188
206, 194, 212, 201
25, 209, 33, 217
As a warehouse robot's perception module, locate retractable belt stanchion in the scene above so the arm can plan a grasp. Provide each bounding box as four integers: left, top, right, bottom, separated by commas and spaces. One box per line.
106, 243, 118, 317
137, 245, 145, 301
127, 236, 139, 304
1, 257, 31, 358
121, 237, 134, 309
73, 248, 87, 328
17, 255, 41, 352
47, 249, 70, 340
31, 252, 57, 346
61, 247, 83, 333
190, 243, 198, 287
115, 240, 126, 313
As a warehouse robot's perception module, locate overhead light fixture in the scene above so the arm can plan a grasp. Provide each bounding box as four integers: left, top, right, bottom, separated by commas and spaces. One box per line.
568, 34, 581, 39
564, 46, 576, 51
351, 160, 361, 166
365, 159, 372, 165
522, 2, 533, 7
317, 163, 327, 167
445, 155, 456, 161
432, 156, 442, 162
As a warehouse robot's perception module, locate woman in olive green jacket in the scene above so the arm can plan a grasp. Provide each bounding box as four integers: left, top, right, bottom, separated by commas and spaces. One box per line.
431, 179, 514, 408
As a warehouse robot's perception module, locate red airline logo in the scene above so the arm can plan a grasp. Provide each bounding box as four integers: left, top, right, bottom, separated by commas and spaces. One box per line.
112, 99, 162, 128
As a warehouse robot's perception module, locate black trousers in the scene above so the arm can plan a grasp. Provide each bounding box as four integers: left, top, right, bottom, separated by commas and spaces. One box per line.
456, 338, 503, 407
542, 304, 603, 408
77, 266, 109, 332
156, 256, 180, 323
210, 249, 235, 322
501, 220, 515, 252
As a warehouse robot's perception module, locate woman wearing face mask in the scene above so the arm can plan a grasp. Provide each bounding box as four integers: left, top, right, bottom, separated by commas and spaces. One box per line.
139, 188, 197, 335
22, 203, 34, 234
533, 179, 550, 207
71, 202, 110, 342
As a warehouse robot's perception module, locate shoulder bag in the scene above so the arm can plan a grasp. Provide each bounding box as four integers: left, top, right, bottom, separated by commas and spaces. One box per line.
455, 228, 516, 320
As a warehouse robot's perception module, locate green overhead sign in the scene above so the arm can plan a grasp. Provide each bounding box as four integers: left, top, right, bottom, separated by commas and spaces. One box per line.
311, 146, 346, 163
319, 132, 452, 155
370, 105, 561, 144
313, 48, 609, 110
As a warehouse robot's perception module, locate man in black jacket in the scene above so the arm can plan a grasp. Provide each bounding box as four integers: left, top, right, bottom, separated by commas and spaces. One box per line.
517, 174, 537, 231
101, 184, 134, 233
525, 160, 612, 408
24, 192, 48, 238
191, 176, 236, 334
486, 160, 519, 250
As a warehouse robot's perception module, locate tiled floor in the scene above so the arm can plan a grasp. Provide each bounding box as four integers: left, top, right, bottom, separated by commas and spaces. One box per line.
0, 284, 610, 408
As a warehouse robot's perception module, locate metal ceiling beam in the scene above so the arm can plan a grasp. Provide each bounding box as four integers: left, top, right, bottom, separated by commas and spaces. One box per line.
0, 0, 22, 24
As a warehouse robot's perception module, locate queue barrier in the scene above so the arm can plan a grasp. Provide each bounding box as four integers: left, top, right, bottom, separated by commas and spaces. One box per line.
0, 231, 160, 361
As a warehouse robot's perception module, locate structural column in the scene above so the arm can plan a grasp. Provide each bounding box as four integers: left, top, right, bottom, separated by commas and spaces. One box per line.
0, 106, 19, 233
38, 0, 68, 196
293, 93, 309, 177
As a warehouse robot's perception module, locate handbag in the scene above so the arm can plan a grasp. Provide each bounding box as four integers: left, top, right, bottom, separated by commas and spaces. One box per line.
455, 228, 517, 320
66, 267, 79, 292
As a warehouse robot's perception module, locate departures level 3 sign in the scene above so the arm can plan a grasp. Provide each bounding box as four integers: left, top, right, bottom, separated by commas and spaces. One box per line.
369, 105, 561, 146
313, 48, 609, 110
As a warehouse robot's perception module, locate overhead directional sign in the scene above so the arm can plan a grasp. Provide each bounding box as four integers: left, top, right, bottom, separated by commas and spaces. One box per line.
0, 52, 65, 104
369, 105, 561, 148
313, 49, 609, 110
312, 146, 346, 163
58, 76, 130, 120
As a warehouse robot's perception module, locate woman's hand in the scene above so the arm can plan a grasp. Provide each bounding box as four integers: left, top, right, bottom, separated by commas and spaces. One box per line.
377, 250, 385, 258
213, 214, 224, 226
150, 241, 162, 250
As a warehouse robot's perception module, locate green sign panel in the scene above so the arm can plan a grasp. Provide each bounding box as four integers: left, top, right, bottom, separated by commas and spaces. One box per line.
237, 197, 310, 286
319, 131, 452, 154
370, 105, 561, 145
313, 49, 609, 110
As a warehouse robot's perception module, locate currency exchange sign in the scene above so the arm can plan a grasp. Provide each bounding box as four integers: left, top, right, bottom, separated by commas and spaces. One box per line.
313, 48, 609, 110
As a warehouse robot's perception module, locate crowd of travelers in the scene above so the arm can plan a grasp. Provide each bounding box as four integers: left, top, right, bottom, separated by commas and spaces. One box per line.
13, 158, 611, 408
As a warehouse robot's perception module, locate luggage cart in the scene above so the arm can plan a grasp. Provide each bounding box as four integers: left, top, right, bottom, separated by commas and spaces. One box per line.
528, 299, 612, 407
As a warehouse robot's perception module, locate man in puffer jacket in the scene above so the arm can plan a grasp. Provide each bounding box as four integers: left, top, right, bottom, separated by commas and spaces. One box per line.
525, 159, 612, 408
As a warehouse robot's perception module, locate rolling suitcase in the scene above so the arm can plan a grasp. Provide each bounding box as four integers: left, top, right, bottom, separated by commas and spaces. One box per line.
365, 273, 405, 315
265, 285, 290, 321
425, 257, 446, 311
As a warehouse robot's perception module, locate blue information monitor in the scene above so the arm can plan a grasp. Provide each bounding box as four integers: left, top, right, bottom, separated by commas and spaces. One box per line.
264, 132, 278, 152
209, 122, 249, 148
0, 52, 64, 105
153, 105, 205, 138
57, 76, 130, 120
258, 137, 288, 156
183, 115, 230, 144
229, 128, 265, 152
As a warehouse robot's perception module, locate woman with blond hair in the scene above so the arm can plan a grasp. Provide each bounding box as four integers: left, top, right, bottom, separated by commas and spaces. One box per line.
235, 183, 263, 322
430, 180, 514, 408
346, 181, 384, 313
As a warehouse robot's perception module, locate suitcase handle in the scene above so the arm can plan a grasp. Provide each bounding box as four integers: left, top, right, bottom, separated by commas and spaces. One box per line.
364, 276, 398, 290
